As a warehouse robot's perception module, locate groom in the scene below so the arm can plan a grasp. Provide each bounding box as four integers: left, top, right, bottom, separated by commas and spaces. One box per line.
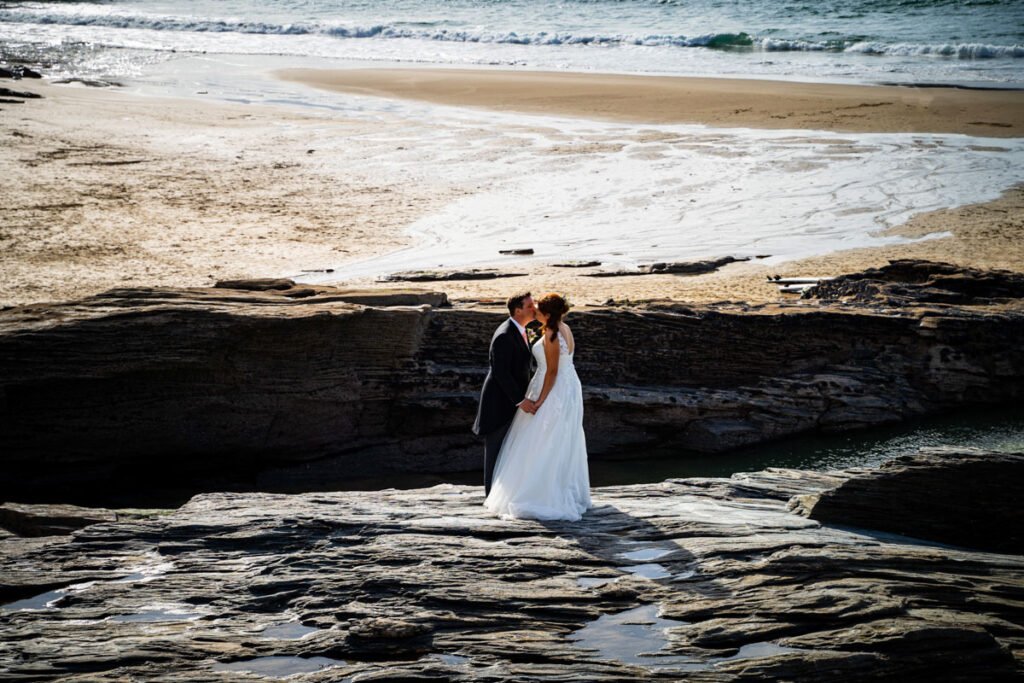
473, 291, 539, 495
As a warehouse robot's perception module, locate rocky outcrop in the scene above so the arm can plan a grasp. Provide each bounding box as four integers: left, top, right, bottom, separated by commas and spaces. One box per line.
0, 449, 1021, 680
790, 447, 1024, 554
0, 87, 41, 100
0, 503, 161, 538
1, 262, 1023, 503
586, 256, 748, 277
381, 269, 527, 282
803, 259, 1024, 305
0, 65, 42, 80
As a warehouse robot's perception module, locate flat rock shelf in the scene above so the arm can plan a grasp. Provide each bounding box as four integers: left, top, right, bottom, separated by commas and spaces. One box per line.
0, 448, 1021, 680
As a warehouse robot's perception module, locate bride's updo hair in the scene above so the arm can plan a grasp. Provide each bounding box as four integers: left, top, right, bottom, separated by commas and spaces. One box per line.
537, 293, 570, 341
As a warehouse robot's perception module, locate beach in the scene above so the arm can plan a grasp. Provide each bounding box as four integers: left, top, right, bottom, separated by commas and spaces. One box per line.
279, 68, 1024, 137
2, 74, 1022, 308
4, 4, 1024, 676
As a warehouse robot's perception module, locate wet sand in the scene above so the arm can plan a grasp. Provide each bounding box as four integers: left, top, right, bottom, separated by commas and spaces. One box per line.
1, 78, 1021, 308
279, 67, 1024, 137
426, 184, 1024, 306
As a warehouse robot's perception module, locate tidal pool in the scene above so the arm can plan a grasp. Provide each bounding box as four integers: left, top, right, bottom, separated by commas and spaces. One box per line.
213, 656, 346, 677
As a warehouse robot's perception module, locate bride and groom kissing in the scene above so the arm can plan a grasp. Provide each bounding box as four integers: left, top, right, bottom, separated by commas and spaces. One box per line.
472, 291, 592, 521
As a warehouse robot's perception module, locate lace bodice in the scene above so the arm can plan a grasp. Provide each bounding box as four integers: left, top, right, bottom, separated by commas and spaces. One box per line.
531, 331, 573, 366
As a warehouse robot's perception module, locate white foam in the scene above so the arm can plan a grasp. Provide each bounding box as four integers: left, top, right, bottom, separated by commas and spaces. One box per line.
288, 97, 1024, 283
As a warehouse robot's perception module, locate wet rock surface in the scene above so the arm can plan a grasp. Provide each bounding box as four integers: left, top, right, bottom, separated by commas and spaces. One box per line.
1, 261, 1023, 502
1, 449, 1021, 681
791, 448, 1024, 554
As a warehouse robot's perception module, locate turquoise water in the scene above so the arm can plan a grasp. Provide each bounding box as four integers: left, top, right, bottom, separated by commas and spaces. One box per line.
589, 402, 1024, 483
2, 0, 1022, 86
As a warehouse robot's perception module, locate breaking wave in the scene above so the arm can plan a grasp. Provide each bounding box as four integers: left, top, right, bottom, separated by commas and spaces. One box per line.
2, 9, 1021, 59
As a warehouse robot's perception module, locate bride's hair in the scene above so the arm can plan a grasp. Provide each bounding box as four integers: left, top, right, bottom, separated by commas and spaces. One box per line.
537, 293, 570, 341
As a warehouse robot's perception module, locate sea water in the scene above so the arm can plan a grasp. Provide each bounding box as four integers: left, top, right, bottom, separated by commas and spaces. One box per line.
1, 0, 1022, 87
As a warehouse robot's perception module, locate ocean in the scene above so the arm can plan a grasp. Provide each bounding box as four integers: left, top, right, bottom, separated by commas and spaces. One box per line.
2, 0, 1023, 87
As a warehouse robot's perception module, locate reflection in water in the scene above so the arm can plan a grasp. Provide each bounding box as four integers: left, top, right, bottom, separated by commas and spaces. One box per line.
1, 590, 66, 611
716, 641, 800, 663
619, 547, 675, 562
569, 604, 695, 669
621, 563, 671, 580
431, 654, 471, 666
259, 623, 321, 640
570, 604, 803, 672
212, 656, 346, 676
111, 609, 201, 623
590, 402, 1024, 484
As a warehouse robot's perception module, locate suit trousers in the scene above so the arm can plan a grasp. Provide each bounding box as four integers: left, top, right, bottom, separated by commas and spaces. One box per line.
483, 419, 513, 496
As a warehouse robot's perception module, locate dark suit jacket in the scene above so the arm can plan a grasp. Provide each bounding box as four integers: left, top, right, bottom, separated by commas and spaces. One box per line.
472, 319, 533, 436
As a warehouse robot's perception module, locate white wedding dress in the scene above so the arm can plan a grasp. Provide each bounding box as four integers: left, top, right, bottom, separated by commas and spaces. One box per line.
484, 330, 592, 521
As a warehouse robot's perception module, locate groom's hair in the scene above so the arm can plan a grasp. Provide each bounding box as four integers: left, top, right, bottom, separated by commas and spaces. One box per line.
506, 291, 532, 316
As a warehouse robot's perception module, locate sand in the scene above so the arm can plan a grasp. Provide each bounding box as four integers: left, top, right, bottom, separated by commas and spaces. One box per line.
279, 68, 1024, 137
0, 82, 458, 307
1, 75, 1022, 309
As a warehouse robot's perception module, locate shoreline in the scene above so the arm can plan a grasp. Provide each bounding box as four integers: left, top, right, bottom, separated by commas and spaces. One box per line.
1, 78, 1022, 309
278, 67, 1024, 137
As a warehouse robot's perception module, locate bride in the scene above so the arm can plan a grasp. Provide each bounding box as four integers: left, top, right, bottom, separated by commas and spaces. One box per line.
484, 293, 592, 521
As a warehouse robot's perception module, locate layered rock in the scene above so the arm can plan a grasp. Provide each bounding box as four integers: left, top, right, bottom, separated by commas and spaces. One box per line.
0, 449, 1020, 680
1, 262, 1023, 502
790, 447, 1024, 554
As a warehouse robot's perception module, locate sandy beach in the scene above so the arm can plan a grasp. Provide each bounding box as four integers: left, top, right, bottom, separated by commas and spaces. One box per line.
0, 82, 459, 306
279, 68, 1024, 137
2, 74, 1022, 309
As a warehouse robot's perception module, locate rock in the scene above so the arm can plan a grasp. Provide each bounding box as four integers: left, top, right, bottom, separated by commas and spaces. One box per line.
0, 503, 117, 537
0, 450, 1021, 680
586, 256, 747, 277
0, 262, 1022, 502
214, 278, 296, 291
349, 617, 433, 640
0, 503, 161, 537
552, 260, 602, 268
803, 259, 1024, 305
313, 290, 449, 307
0, 65, 41, 79
0, 87, 40, 99
790, 447, 1024, 554
381, 269, 527, 282
498, 248, 534, 255
51, 78, 121, 88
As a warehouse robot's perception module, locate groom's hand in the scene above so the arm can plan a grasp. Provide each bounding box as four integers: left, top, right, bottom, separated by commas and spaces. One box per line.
519, 399, 537, 414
